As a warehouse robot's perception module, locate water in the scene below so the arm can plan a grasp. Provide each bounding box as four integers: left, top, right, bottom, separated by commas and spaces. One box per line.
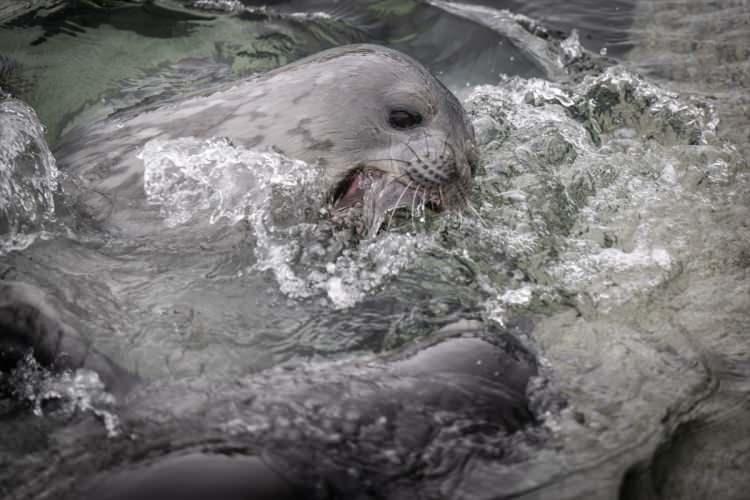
1, 1, 749, 499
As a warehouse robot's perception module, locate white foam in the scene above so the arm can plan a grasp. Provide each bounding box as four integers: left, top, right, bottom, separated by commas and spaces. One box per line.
140, 137, 322, 228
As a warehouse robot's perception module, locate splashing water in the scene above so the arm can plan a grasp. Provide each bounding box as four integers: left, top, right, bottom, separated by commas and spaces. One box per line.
138, 136, 429, 309
140, 136, 325, 227
7, 354, 120, 437
0, 99, 59, 250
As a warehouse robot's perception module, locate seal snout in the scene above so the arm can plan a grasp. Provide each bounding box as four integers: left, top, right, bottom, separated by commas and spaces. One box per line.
400, 135, 473, 209
405, 142, 460, 187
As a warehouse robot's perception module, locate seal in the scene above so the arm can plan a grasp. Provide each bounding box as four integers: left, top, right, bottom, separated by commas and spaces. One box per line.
0, 280, 539, 500
54, 44, 479, 237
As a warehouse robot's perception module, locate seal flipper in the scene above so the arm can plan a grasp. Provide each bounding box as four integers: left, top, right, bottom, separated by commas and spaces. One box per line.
0, 281, 138, 396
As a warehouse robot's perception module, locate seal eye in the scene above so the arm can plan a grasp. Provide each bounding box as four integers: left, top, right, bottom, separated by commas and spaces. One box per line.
389, 109, 423, 130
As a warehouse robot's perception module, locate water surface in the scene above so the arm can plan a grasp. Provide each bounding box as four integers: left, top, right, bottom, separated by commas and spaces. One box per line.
1, 1, 748, 499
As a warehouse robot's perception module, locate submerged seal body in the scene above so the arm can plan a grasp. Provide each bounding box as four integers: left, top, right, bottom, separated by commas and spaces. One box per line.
0, 281, 538, 500
55, 44, 478, 236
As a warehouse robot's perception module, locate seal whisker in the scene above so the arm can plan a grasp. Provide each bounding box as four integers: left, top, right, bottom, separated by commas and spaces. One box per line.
444, 141, 458, 166
403, 141, 423, 165
455, 186, 469, 228
463, 192, 488, 228
363, 158, 412, 165
379, 171, 413, 187
386, 181, 413, 231
411, 186, 421, 232
440, 138, 450, 159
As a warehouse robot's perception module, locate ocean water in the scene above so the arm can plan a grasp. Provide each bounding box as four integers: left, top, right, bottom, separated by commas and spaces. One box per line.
0, 1, 748, 499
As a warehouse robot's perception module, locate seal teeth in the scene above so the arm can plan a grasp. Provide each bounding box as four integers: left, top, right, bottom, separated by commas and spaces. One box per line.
331, 166, 451, 216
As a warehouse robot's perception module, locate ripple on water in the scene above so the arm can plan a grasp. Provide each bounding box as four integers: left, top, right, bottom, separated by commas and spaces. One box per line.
1, 3, 748, 496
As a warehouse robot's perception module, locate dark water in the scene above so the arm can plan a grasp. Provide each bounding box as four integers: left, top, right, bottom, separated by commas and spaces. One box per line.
0, 0, 636, 144
1, 1, 749, 499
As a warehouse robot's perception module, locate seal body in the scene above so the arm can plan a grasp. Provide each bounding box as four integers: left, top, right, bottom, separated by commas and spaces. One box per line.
0, 280, 538, 500
55, 44, 478, 237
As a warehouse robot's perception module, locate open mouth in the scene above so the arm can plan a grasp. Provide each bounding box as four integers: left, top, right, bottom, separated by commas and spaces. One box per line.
333, 168, 444, 212
331, 168, 444, 238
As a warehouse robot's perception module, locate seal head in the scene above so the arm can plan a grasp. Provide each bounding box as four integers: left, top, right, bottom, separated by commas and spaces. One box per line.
55, 45, 478, 237
290, 46, 479, 233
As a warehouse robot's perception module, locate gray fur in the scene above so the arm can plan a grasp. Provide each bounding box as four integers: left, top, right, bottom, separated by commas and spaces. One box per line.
54, 44, 478, 236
